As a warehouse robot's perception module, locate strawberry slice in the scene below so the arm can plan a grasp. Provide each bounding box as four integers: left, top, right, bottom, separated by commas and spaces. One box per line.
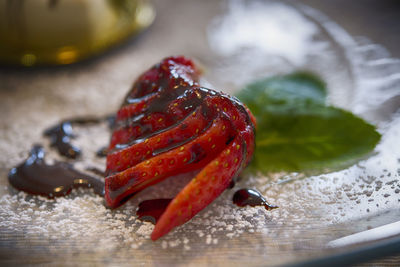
106, 105, 210, 175
107, 87, 216, 172
116, 93, 158, 122
151, 135, 246, 240
125, 56, 199, 101
150, 94, 255, 240
109, 58, 202, 150
104, 56, 256, 240
105, 116, 234, 208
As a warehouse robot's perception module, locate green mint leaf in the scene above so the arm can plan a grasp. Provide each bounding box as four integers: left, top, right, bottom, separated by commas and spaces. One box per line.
237, 72, 381, 173
239, 72, 327, 116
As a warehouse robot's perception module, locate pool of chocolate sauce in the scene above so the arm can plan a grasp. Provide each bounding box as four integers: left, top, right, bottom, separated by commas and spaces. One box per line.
8, 116, 110, 198
8, 145, 104, 197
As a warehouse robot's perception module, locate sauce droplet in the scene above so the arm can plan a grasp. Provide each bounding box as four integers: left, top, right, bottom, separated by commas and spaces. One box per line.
136, 198, 172, 224
233, 188, 278, 211
8, 145, 104, 197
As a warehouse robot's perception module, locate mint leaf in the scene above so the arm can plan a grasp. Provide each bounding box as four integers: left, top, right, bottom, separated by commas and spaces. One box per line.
237, 72, 381, 173
239, 72, 327, 115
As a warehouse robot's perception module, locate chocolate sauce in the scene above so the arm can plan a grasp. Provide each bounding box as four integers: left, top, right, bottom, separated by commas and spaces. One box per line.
44, 115, 114, 159
233, 189, 278, 211
114, 87, 213, 150
228, 180, 235, 189
8, 145, 104, 197
136, 198, 172, 224
96, 146, 108, 158
44, 121, 81, 159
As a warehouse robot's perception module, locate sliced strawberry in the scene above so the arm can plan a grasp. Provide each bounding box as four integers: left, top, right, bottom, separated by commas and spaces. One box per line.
244, 104, 257, 129
151, 135, 246, 240
109, 88, 209, 150
104, 56, 256, 240
125, 56, 200, 100
109, 56, 201, 149
106, 105, 211, 175
205, 94, 256, 164
109, 124, 142, 150
110, 111, 180, 150
105, 116, 234, 208
149, 94, 255, 240
108, 88, 219, 174
116, 93, 158, 122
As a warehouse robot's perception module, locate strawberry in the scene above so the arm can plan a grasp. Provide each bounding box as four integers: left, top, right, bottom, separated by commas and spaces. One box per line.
108, 59, 202, 150
104, 56, 256, 240
105, 116, 234, 207
151, 135, 246, 240
106, 105, 209, 175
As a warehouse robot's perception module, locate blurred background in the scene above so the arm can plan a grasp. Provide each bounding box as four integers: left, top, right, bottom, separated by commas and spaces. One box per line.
308, 0, 400, 58
0, 0, 398, 66
0, 0, 155, 66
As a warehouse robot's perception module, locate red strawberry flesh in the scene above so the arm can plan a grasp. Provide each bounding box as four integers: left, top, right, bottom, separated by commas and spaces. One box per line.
105, 116, 234, 208
151, 135, 246, 240
106, 105, 210, 175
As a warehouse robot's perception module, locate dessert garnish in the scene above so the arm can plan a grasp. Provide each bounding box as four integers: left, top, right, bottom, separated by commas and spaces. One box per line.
237, 72, 381, 174
104, 56, 257, 240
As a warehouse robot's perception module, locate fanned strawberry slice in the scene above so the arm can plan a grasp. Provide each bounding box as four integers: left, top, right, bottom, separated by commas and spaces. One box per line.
105, 116, 234, 208
104, 56, 256, 240
108, 57, 201, 150
108, 87, 216, 172
151, 135, 246, 240
124, 56, 199, 101
106, 105, 210, 175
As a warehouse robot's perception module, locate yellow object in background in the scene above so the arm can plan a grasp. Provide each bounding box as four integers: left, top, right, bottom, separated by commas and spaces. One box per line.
0, 0, 155, 66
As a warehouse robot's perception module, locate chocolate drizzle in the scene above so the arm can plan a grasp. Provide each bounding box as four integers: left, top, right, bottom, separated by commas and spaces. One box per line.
44, 115, 114, 159
233, 188, 278, 211
44, 121, 81, 159
8, 145, 104, 197
112, 87, 214, 151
